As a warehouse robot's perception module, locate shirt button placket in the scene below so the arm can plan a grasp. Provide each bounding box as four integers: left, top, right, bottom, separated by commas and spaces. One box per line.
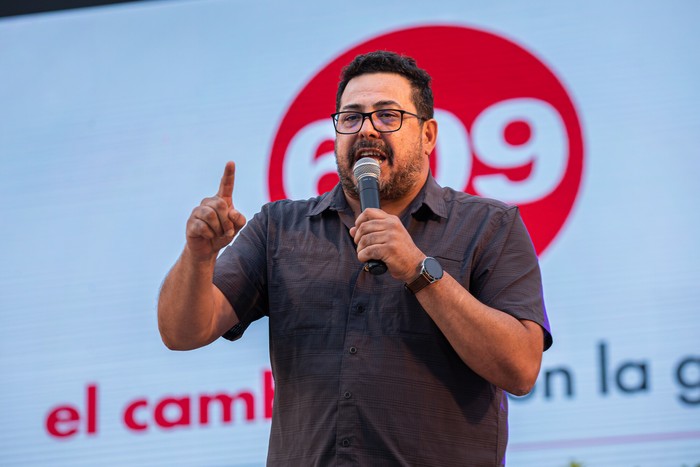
338, 298, 365, 462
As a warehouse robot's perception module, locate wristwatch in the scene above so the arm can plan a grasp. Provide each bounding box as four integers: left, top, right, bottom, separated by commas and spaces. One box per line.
405, 257, 443, 294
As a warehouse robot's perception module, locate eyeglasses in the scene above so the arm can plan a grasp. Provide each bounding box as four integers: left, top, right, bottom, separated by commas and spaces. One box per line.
330, 109, 423, 134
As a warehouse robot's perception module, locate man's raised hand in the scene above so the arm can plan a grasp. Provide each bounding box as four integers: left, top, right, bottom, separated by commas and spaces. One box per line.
185, 161, 247, 262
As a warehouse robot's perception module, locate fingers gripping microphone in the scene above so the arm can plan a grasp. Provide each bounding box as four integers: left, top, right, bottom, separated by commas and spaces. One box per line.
353, 157, 388, 275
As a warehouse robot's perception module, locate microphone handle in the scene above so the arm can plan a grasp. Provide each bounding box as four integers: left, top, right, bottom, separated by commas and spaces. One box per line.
358, 175, 381, 210
357, 176, 388, 275
365, 259, 388, 275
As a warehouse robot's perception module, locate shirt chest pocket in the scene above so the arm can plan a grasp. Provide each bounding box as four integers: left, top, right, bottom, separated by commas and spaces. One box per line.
373, 254, 465, 336
268, 242, 355, 336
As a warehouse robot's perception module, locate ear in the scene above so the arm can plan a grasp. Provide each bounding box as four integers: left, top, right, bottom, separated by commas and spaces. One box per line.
422, 118, 438, 157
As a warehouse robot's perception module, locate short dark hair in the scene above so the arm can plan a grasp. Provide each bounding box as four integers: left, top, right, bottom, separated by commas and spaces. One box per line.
335, 50, 434, 119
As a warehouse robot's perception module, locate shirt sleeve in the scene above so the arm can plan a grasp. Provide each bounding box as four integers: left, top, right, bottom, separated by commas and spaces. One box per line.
212, 206, 270, 341
471, 205, 553, 350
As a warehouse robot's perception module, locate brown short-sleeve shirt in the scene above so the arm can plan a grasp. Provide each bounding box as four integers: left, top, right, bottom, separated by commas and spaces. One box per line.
213, 174, 551, 466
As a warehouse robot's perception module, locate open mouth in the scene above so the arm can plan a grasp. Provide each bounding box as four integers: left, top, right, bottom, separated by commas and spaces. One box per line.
354, 149, 387, 165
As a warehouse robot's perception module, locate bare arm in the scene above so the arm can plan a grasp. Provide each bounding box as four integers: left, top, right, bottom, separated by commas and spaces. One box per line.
411, 272, 543, 395
351, 208, 544, 395
157, 161, 246, 350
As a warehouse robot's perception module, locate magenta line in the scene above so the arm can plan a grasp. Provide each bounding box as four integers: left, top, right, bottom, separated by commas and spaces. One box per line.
509, 431, 700, 452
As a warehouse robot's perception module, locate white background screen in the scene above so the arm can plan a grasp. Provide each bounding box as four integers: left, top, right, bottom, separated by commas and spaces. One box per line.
1, 1, 698, 465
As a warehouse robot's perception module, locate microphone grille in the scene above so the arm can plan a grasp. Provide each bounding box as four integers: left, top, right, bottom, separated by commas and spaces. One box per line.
353, 157, 381, 180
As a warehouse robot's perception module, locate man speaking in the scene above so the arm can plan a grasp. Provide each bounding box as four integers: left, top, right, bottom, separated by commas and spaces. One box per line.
158, 50, 552, 466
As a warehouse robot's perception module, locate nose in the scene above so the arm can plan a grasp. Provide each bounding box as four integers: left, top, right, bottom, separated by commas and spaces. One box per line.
358, 114, 380, 139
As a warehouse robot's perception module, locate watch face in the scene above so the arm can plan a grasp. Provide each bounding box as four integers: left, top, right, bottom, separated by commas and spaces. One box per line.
424, 257, 443, 281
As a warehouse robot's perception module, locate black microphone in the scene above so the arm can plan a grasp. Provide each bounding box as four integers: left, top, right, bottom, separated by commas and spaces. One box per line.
353, 157, 388, 276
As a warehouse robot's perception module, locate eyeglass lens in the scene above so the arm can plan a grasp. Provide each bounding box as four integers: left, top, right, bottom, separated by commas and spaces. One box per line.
336, 110, 403, 133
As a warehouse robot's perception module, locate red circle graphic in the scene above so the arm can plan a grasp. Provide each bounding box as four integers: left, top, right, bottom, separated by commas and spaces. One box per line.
268, 25, 584, 255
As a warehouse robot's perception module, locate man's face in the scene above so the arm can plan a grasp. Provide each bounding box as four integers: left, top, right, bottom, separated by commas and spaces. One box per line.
334, 72, 433, 201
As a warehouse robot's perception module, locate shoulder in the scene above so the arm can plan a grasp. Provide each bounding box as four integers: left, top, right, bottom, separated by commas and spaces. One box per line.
260, 193, 329, 217
440, 185, 518, 220
252, 191, 339, 232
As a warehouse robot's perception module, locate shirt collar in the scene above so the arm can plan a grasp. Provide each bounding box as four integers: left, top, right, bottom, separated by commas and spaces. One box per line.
407, 172, 448, 221
308, 182, 349, 217
307, 172, 448, 220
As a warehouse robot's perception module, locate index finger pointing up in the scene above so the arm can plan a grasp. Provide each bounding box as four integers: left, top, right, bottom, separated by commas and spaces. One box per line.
217, 161, 236, 202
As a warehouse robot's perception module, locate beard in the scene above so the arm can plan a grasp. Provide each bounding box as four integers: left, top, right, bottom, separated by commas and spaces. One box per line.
336, 138, 425, 202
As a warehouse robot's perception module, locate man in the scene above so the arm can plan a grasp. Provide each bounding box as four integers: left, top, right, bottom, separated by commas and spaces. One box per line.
158, 51, 552, 466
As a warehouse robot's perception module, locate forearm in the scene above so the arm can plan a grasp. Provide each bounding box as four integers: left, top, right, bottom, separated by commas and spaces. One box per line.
416, 272, 544, 395
157, 247, 229, 350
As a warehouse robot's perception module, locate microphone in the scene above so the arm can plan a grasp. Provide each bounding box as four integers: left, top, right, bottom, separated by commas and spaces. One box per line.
353, 157, 388, 275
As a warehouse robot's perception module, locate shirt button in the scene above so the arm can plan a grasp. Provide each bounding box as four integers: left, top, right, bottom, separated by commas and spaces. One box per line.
349, 346, 357, 354
343, 391, 352, 399
341, 438, 351, 447
356, 305, 365, 314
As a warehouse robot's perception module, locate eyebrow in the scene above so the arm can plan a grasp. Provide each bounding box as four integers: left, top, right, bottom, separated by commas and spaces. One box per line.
340, 100, 403, 111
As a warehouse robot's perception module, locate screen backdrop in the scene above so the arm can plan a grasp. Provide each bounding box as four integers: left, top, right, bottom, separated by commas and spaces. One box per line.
1, 1, 698, 466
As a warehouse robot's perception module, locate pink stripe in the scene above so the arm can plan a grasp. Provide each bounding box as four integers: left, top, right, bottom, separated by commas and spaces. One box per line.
509, 431, 700, 452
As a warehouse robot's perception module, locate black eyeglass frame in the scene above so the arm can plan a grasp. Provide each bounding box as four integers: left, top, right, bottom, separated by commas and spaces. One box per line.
330, 109, 424, 135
